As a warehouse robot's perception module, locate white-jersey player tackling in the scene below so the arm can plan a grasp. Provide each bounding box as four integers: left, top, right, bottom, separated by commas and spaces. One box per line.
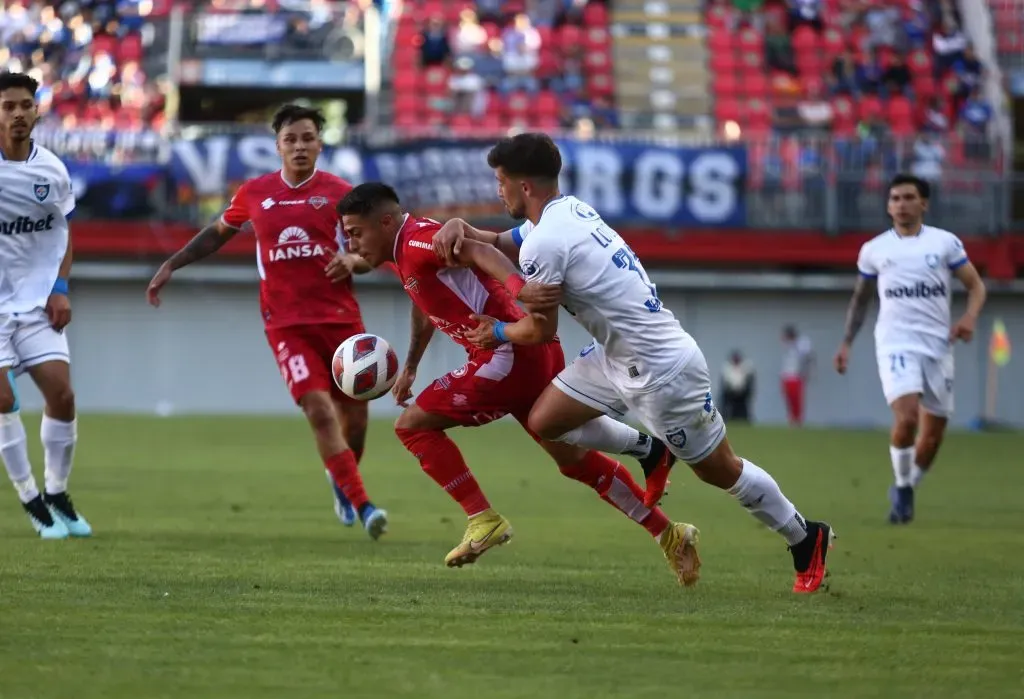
0, 71, 90, 539
835, 174, 986, 525
434, 132, 834, 594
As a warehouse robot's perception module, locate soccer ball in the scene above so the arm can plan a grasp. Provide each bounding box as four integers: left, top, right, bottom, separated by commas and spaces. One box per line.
332, 333, 400, 401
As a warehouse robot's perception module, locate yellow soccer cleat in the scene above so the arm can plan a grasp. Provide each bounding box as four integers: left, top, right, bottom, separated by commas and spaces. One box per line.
444, 509, 514, 568
660, 522, 701, 587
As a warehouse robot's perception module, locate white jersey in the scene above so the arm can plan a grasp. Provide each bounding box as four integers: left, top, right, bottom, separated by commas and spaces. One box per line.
0, 142, 74, 314
856, 225, 967, 359
513, 194, 697, 393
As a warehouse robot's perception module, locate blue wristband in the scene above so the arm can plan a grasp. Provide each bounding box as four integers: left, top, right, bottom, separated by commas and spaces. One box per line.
51, 277, 69, 295
493, 321, 509, 343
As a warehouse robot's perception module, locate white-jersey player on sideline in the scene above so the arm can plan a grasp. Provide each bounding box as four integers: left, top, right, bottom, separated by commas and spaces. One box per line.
0, 71, 89, 539
834, 174, 986, 525
433, 132, 835, 594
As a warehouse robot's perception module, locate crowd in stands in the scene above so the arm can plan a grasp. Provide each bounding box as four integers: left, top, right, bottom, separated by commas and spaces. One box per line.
709, 0, 994, 143
396, 0, 616, 133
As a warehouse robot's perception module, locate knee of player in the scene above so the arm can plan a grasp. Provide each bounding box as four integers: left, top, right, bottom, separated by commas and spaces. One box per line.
300, 395, 336, 432
894, 410, 919, 434
0, 392, 16, 414
526, 412, 562, 442
46, 385, 75, 418
393, 406, 424, 433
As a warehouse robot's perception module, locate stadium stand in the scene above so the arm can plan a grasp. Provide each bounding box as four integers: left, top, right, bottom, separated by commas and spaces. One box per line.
988, 0, 1024, 69
390, 0, 616, 133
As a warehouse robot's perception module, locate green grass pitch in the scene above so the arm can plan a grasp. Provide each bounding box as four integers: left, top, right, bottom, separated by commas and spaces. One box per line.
1, 415, 1023, 699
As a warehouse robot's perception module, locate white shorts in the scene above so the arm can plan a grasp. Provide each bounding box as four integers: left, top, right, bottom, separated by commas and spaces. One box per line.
553, 343, 727, 463
877, 349, 954, 417
0, 308, 71, 374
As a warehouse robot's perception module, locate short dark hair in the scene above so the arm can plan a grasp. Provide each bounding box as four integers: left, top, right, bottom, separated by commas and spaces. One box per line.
337, 182, 401, 217
271, 104, 325, 134
889, 174, 930, 200
487, 132, 562, 180
0, 72, 39, 97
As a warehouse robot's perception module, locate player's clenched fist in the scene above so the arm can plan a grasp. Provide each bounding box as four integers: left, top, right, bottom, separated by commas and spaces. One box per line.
431, 222, 464, 267
45, 293, 71, 331
325, 253, 357, 282
465, 314, 501, 349
146, 262, 173, 308
950, 313, 976, 343
392, 367, 416, 407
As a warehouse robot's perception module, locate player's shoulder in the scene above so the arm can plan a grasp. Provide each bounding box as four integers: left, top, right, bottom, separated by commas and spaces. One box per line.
240, 171, 281, 193
860, 228, 895, 255
29, 144, 70, 178
315, 171, 354, 193
922, 224, 959, 243
398, 216, 442, 262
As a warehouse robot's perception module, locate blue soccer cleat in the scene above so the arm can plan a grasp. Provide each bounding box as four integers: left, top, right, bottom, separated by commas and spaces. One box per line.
22, 495, 69, 539
888, 485, 915, 524
360, 505, 389, 541
44, 491, 92, 537
325, 468, 356, 527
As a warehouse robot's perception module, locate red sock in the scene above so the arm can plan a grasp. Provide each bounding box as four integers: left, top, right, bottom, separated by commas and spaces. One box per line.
560, 451, 670, 538
325, 450, 369, 509
396, 427, 491, 516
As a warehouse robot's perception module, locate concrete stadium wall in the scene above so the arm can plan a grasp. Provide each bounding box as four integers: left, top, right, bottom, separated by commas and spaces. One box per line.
12, 269, 1024, 429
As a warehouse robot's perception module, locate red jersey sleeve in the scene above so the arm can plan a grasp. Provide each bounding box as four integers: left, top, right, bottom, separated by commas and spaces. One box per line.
220, 181, 252, 230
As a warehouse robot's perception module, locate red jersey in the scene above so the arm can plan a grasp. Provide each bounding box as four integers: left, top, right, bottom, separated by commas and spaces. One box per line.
394, 215, 526, 358
221, 169, 361, 329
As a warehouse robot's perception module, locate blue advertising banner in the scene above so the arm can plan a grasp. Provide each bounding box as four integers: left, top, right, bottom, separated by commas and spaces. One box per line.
50, 132, 748, 228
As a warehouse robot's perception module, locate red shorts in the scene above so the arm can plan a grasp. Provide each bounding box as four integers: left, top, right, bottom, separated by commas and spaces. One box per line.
415, 341, 565, 430
266, 322, 366, 403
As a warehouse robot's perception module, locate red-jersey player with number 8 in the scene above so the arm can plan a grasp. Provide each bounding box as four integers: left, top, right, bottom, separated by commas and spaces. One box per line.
339, 182, 698, 584
146, 105, 387, 539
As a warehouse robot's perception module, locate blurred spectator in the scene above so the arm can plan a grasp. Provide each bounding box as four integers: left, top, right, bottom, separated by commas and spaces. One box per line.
960, 86, 992, 138
796, 85, 833, 132
829, 50, 859, 96
780, 325, 813, 428
903, 0, 932, 49
451, 9, 488, 60
449, 57, 486, 117
788, 0, 823, 33
883, 54, 911, 95
922, 96, 950, 133
420, 16, 451, 67
932, 17, 967, 77
910, 133, 945, 186
720, 351, 756, 423
863, 2, 901, 51
856, 48, 884, 95
953, 44, 983, 100
527, 0, 561, 28
500, 13, 541, 94
765, 11, 796, 75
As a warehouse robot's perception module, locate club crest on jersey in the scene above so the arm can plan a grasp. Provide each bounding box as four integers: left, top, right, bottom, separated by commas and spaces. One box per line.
521, 260, 539, 278
308, 196, 328, 210
925, 253, 940, 269
33, 183, 49, 202
404, 276, 419, 293
665, 428, 687, 449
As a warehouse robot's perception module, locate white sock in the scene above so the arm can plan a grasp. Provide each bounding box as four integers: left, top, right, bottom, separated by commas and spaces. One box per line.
728, 458, 808, 546
910, 464, 928, 489
0, 411, 39, 503
890, 445, 914, 487
557, 416, 652, 458
41, 415, 77, 495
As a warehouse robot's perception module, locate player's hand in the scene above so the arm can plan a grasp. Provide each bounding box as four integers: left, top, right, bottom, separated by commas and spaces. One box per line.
517, 282, 562, 310
392, 367, 416, 407
833, 343, 850, 375
325, 253, 357, 282
466, 314, 501, 349
45, 293, 71, 332
950, 314, 976, 343
146, 263, 173, 308
432, 225, 464, 267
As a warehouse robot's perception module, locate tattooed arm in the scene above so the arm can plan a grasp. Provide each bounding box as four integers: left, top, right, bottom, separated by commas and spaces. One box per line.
392, 304, 436, 406
834, 275, 876, 373
146, 219, 240, 307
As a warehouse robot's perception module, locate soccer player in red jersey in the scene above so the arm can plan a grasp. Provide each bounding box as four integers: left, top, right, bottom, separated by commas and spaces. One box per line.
145, 105, 388, 539
337, 182, 699, 584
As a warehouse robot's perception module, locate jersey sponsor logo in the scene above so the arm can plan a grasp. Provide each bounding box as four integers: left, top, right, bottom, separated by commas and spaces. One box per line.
261, 197, 275, 209
309, 196, 329, 209
33, 182, 50, 202
701, 391, 719, 424
268, 226, 329, 262
407, 239, 433, 251
279, 199, 307, 206
0, 213, 56, 235
884, 281, 947, 299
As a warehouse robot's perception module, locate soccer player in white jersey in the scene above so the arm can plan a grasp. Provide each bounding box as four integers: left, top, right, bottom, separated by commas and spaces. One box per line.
434, 133, 834, 593
0, 72, 90, 539
834, 174, 986, 524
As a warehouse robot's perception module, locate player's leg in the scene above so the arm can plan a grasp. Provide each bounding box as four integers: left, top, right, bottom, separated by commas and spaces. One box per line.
0, 361, 66, 539
879, 351, 926, 524
268, 326, 385, 539
396, 375, 511, 568
12, 311, 82, 537
325, 397, 369, 527
905, 352, 955, 518
527, 348, 678, 504
630, 348, 833, 593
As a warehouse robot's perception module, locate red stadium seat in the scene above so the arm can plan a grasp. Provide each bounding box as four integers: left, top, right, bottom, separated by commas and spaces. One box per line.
857, 95, 884, 122
713, 73, 740, 98
714, 98, 741, 124
887, 95, 916, 136
831, 95, 857, 136
583, 2, 609, 27
791, 25, 820, 55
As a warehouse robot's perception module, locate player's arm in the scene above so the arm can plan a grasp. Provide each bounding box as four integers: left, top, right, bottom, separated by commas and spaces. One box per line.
951, 261, 987, 342
165, 218, 241, 271
405, 304, 435, 371
45, 225, 74, 331
841, 274, 876, 347
433, 218, 521, 266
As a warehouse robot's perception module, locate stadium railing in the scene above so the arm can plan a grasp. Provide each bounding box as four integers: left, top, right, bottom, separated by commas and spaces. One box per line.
32, 125, 1014, 236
